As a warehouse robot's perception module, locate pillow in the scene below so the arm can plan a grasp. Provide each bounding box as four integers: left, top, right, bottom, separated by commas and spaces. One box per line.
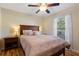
33, 31, 41, 35
23, 30, 33, 35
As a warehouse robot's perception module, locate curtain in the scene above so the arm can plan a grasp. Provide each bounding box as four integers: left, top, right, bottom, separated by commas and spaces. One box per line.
53, 18, 57, 36
65, 15, 73, 48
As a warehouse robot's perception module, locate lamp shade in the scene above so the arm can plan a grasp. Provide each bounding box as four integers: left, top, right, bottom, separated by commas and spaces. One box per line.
11, 25, 19, 36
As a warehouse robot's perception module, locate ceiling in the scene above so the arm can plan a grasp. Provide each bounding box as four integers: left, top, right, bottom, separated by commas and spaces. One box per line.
0, 3, 79, 17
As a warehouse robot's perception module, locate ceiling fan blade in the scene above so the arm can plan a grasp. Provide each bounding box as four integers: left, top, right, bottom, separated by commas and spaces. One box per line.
28, 5, 39, 7
48, 3, 60, 7
36, 9, 40, 14
45, 9, 50, 14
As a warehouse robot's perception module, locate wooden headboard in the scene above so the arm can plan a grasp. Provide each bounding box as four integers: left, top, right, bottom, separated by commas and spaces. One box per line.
20, 25, 39, 35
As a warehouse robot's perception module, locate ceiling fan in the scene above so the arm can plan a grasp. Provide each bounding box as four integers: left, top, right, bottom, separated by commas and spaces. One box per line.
28, 3, 60, 14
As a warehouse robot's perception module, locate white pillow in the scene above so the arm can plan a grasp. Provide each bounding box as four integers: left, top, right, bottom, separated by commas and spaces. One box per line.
23, 30, 33, 35
33, 31, 41, 35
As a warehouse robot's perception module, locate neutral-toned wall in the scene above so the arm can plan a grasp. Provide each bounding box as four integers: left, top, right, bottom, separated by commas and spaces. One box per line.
42, 5, 79, 50
0, 8, 43, 49
1, 8, 43, 38
42, 17, 54, 35
0, 8, 2, 38
0, 8, 4, 50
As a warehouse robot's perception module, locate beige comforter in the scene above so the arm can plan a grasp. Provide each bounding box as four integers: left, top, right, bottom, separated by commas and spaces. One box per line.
20, 35, 69, 56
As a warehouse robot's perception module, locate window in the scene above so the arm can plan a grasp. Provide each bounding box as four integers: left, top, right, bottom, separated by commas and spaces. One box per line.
53, 15, 73, 48
57, 17, 65, 39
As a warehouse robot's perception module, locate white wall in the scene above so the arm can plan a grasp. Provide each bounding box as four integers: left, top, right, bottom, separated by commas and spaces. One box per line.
42, 5, 79, 50
1, 8, 43, 38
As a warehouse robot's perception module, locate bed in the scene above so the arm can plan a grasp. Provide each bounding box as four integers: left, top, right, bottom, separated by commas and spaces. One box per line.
19, 25, 70, 56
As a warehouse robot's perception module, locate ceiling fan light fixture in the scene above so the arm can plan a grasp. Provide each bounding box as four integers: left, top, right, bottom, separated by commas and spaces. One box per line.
28, 3, 60, 14
39, 3, 48, 11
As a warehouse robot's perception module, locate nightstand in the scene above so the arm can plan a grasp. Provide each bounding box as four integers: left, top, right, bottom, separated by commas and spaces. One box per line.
4, 37, 19, 50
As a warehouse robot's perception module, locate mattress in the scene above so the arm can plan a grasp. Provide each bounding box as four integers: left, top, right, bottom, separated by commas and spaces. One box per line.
20, 35, 68, 56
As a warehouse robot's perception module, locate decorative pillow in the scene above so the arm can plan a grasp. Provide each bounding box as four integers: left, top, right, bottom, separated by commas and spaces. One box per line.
33, 31, 41, 35
23, 30, 33, 35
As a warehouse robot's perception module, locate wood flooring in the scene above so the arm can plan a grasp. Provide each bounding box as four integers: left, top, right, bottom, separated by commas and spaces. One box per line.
0, 48, 79, 56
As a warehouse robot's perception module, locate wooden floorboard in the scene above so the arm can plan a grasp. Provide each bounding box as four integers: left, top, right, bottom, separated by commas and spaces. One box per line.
0, 48, 79, 56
